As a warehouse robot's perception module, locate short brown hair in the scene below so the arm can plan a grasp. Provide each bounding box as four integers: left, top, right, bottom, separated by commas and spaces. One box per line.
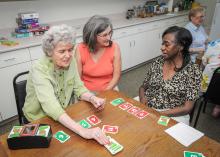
188, 7, 204, 21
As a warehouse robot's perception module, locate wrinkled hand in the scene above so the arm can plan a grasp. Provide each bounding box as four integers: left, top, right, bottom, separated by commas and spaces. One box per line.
79, 127, 109, 145
90, 96, 105, 111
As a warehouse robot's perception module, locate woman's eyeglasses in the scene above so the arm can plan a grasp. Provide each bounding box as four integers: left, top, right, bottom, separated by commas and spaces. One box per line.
97, 31, 113, 38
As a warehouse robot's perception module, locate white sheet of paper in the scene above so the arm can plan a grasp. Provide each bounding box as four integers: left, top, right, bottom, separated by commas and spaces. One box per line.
165, 122, 204, 147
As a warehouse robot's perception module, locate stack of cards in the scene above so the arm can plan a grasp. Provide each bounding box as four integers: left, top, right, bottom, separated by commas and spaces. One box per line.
8, 126, 23, 138
184, 151, 206, 157
104, 136, 123, 155
53, 131, 70, 143
36, 125, 50, 137
157, 116, 170, 126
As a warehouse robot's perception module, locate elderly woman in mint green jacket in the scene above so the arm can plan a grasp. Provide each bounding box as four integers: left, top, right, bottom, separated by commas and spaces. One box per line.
23, 24, 109, 145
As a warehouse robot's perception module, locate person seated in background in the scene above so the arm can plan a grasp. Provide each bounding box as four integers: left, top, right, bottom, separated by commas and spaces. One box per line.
75, 15, 121, 93
201, 39, 220, 118
139, 26, 202, 125
185, 7, 208, 65
23, 24, 109, 145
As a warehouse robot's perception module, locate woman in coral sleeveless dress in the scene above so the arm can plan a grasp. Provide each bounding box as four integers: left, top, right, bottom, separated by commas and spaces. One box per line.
75, 15, 121, 93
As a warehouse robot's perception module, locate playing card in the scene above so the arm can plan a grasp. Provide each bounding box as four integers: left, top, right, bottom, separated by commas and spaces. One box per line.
104, 136, 123, 155
20, 124, 39, 136
54, 131, 70, 143
135, 110, 149, 119
110, 98, 125, 106
127, 106, 141, 115
184, 151, 204, 157
87, 115, 101, 125
118, 102, 133, 110
8, 126, 23, 138
102, 125, 119, 134
78, 119, 91, 128
36, 125, 50, 137
157, 116, 170, 126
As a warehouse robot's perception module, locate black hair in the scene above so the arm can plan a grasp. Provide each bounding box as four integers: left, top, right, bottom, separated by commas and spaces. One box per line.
162, 26, 192, 71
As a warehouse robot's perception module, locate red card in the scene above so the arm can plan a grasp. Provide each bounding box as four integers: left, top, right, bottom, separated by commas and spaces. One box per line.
118, 102, 133, 110
127, 106, 141, 115
20, 124, 39, 136
87, 115, 101, 125
102, 125, 119, 134
135, 110, 149, 119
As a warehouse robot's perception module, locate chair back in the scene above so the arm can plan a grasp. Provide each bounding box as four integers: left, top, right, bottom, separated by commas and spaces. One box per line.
13, 71, 29, 124
204, 67, 220, 104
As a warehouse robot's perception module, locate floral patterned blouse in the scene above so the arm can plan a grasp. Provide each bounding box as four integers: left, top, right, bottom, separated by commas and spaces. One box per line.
142, 56, 202, 109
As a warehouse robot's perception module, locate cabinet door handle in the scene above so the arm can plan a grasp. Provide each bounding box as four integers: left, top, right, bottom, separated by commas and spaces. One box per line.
134, 40, 135, 47
4, 58, 16, 62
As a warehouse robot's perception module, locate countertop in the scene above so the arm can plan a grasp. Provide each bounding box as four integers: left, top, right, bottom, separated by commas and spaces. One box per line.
0, 11, 188, 54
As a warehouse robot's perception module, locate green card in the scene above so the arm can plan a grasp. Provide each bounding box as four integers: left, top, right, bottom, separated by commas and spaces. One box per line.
157, 116, 170, 126
110, 98, 125, 106
104, 136, 123, 155
184, 151, 204, 157
54, 131, 70, 143
78, 119, 91, 128
8, 126, 23, 138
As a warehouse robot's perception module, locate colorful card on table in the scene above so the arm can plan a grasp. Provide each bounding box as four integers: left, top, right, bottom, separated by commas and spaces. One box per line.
127, 106, 141, 115
118, 102, 133, 110
102, 125, 119, 134
8, 126, 23, 138
87, 115, 101, 125
79, 119, 91, 128
54, 131, 70, 143
135, 110, 149, 119
104, 136, 123, 155
36, 125, 50, 137
184, 151, 204, 157
20, 124, 39, 136
110, 98, 125, 106
157, 116, 170, 126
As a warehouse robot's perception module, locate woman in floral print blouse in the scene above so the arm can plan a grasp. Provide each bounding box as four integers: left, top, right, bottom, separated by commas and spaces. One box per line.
139, 26, 202, 125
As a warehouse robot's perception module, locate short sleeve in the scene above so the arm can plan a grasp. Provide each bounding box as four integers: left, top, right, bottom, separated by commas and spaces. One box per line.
186, 64, 202, 101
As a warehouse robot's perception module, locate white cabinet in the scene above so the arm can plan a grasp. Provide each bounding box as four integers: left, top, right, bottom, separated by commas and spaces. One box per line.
0, 49, 31, 121
113, 22, 161, 71
115, 36, 133, 70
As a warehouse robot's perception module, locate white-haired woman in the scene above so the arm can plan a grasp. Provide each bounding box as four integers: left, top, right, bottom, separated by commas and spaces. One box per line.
75, 15, 121, 93
185, 7, 208, 64
23, 24, 109, 145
